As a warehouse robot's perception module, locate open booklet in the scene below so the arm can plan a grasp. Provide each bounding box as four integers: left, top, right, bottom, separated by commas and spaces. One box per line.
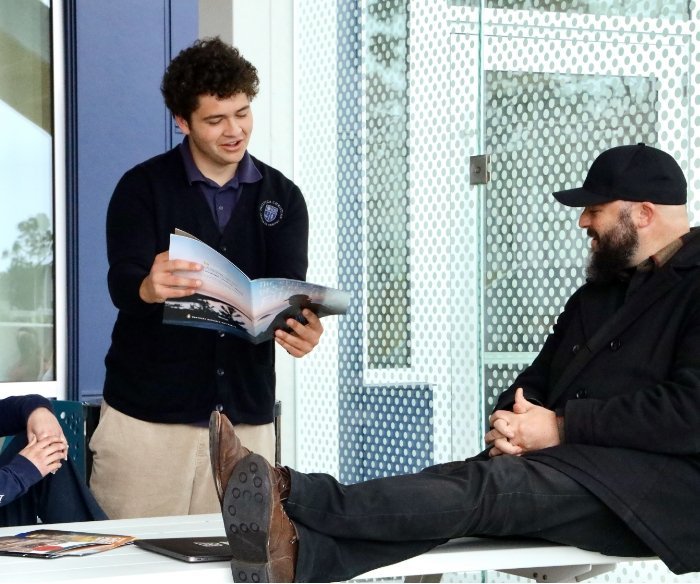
163, 230, 351, 344
0, 529, 135, 558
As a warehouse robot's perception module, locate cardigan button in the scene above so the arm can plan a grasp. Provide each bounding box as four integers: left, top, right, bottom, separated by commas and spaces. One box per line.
575, 388, 588, 399
609, 339, 622, 351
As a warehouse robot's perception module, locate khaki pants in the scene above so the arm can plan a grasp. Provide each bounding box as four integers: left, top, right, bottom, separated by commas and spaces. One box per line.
89, 401, 275, 519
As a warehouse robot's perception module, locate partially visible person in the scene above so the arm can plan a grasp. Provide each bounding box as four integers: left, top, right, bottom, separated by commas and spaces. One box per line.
209, 144, 700, 582
0, 395, 106, 526
90, 37, 323, 520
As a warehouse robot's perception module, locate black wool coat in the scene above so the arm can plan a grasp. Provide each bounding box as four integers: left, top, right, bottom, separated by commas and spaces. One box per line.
495, 227, 700, 574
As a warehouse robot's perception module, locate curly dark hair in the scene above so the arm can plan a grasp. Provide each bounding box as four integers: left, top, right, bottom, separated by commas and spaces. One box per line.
161, 37, 259, 120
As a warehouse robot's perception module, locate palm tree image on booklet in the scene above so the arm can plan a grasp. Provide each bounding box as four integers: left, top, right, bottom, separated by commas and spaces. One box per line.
163, 232, 351, 344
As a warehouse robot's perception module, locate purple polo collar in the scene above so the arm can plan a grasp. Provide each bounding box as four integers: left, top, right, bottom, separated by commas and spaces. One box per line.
179, 137, 262, 188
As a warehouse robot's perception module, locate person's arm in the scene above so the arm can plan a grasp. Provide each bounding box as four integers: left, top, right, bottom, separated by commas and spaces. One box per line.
549, 277, 700, 455
493, 291, 581, 412
106, 168, 162, 315
0, 395, 53, 437
562, 336, 700, 455
262, 182, 309, 281
490, 284, 700, 456
261, 179, 323, 357
0, 395, 67, 507
106, 167, 201, 315
485, 291, 581, 455
0, 435, 68, 507
0, 454, 43, 507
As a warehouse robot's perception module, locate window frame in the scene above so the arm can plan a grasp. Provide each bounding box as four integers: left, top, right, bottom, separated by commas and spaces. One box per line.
3, 0, 67, 398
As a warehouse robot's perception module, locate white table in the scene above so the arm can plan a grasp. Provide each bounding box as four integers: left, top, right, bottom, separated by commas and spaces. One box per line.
0, 514, 231, 584
0, 514, 655, 583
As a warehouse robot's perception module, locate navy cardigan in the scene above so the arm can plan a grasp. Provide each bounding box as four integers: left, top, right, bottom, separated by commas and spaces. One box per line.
104, 147, 309, 425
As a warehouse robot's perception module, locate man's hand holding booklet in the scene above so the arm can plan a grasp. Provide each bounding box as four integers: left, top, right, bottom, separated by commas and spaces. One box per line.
163, 229, 350, 344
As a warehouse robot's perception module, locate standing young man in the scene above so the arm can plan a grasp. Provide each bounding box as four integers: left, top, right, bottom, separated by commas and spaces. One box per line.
90, 38, 323, 519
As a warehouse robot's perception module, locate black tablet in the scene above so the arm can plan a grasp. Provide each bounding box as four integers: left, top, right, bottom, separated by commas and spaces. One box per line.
134, 536, 232, 563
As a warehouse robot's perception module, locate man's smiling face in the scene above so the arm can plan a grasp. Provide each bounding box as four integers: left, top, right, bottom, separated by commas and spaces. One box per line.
175, 92, 253, 184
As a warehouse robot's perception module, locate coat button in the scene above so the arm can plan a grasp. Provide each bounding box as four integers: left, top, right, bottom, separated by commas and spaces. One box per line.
575, 388, 588, 399
216, 403, 224, 412
609, 339, 622, 351
571, 344, 580, 354
220, 245, 228, 253
216, 368, 225, 377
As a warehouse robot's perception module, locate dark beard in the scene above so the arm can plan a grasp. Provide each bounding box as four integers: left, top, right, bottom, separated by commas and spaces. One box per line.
586, 209, 639, 284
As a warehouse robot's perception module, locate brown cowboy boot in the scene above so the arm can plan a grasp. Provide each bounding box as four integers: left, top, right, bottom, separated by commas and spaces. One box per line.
209, 410, 251, 504
223, 453, 298, 583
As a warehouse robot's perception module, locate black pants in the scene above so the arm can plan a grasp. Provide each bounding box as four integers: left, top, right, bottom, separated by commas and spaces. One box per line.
285, 454, 652, 582
0, 434, 107, 527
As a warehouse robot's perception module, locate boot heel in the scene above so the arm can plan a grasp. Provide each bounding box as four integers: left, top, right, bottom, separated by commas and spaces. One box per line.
230, 558, 270, 583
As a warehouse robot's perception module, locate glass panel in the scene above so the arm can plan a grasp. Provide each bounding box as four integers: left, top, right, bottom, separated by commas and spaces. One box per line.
365, 0, 411, 369
0, 0, 55, 383
449, 0, 690, 19
483, 71, 658, 361
484, 362, 529, 412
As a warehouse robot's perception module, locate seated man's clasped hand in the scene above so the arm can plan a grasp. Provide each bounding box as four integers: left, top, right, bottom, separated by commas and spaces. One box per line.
486, 388, 562, 457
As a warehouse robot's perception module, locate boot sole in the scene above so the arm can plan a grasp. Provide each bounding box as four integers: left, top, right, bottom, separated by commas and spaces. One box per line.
223, 453, 273, 583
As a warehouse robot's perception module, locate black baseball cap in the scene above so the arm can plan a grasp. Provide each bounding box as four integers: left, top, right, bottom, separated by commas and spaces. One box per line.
553, 143, 687, 207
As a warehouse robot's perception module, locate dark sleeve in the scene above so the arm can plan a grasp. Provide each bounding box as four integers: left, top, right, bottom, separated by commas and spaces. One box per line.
564, 293, 700, 455
493, 292, 580, 413
0, 455, 42, 507
0, 395, 53, 437
106, 167, 163, 317
0, 395, 50, 506
264, 183, 309, 281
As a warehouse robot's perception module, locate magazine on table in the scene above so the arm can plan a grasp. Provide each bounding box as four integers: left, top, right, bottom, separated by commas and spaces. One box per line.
163, 229, 351, 344
0, 529, 135, 558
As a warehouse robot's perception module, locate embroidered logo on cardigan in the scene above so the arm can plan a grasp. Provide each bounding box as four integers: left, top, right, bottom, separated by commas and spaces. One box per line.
260, 201, 283, 226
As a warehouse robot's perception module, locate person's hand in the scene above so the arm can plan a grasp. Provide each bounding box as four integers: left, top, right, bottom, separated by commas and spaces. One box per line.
484, 423, 522, 457
139, 251, 203, 304
274, 309, 324, 357
26, 407, 68, 457
19, 435, 67, 477
487, 388, 560, 456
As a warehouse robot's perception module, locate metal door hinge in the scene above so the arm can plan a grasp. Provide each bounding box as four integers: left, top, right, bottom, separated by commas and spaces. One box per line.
470, 154, 491, 185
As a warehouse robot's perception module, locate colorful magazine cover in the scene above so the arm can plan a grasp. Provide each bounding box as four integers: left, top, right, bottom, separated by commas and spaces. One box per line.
163, 230, 351, 344
0, 529, 135, 558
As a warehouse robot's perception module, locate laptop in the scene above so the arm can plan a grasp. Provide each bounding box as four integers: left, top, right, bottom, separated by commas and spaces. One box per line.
134, 536, 232, 563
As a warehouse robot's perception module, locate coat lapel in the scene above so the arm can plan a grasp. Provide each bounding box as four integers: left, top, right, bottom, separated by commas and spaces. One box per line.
546, 267, 682, 407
